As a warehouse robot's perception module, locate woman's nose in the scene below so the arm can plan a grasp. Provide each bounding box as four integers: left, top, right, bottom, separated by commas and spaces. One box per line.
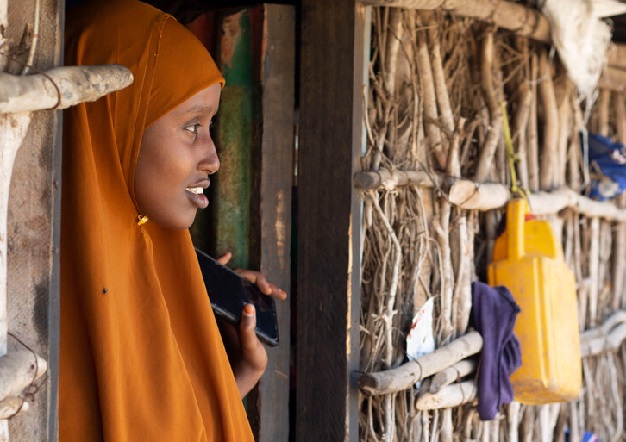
199, 140, 220, 175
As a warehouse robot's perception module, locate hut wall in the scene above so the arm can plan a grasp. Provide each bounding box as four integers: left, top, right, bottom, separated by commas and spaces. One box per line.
5, 0, 62, 440
360, 7, 626, 441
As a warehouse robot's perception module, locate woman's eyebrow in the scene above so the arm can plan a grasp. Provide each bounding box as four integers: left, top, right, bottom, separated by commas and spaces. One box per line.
179, 104, 216, 116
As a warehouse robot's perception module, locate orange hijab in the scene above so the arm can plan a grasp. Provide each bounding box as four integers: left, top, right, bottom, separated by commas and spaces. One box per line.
60, 1, 252, 440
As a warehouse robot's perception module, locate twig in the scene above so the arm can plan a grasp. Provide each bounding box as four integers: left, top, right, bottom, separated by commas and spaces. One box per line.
538, 49, 559, 190
415, 381, 477, 411
475, 27, 503, 182
360, 332, 483, 395
429, 358, 477, 393
415, 14, 445, 169
527, 51, 539, 192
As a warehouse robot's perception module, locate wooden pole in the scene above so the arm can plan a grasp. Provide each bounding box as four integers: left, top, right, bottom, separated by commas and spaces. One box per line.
429, 359, 477, 393
356, 170, 626, 219
0, 111, 27, 441
0, 352, 47, 401
359, 332, 483, 395
475, 29, 502, 183
354, 169, 439, 190
613, 94, 626, 310
297, 0, 367, 439
415, 14, 445, 168
538, 50, 559, 190
0, 66, 133, 114
257, 6, 295, 441
528, 52, 539, 192
0, 0, 9, 436
359, 0, 550, 42
415, 381, 477, 410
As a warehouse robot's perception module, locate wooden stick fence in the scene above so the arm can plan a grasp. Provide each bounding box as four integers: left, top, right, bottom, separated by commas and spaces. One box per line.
359, 309, 626, 410
356, 170, 626, 220
359, 0, 626, 91
359, 3, 626, 439
360, 0, 550, 42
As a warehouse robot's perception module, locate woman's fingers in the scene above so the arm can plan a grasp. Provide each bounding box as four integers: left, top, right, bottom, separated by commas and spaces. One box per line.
216, 251, 232, 266
239, 304, 267, 372
235, 269, 288, 300
217, 251, 288, 300
266, 282, 287, 300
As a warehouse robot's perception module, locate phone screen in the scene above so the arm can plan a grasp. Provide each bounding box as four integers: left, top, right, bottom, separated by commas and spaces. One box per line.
195, 248, 279, 346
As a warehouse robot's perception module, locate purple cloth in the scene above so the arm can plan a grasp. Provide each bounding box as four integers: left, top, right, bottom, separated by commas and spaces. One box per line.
470, 282, 522, 420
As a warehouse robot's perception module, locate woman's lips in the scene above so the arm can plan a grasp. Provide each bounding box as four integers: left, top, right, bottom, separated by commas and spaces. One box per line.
185, 181, 210, 209
186, 188, 209, 209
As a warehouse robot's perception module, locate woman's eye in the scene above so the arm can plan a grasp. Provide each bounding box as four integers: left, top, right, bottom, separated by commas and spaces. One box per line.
185, 123, 201, 137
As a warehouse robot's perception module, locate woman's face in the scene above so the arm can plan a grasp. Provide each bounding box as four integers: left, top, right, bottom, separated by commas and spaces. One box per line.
135, 83, 221, 229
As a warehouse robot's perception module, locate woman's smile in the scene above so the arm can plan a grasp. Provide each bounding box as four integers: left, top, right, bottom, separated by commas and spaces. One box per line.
185, 180, 210, 209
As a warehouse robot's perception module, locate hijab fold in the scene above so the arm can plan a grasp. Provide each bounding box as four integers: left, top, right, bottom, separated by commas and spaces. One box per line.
60, 1, 251, 440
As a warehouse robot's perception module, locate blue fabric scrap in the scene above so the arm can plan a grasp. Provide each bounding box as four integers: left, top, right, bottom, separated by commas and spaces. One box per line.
470, 282, 522, 420
585, 132, 626, 200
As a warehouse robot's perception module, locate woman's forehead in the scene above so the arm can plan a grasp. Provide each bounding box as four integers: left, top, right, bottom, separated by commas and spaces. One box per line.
169, 84, 222, 118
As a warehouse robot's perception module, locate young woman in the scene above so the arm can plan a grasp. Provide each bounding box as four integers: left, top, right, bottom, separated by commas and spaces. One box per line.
60, 1, 283, 439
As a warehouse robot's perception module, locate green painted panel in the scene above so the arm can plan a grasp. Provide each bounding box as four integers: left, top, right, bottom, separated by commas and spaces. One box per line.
191, 8, 262, 271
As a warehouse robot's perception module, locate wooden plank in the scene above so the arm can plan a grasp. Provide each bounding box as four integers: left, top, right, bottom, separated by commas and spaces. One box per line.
210, 8, 260, 269
348, 5, 370, 441
258, 5, 294, 442
6, 0, 64, 440
359, 0, 550, 42
0, 2, 10, 439
296, 1, 367, 440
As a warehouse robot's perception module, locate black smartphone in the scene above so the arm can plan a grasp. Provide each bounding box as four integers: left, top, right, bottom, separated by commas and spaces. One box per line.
195, 248, 279, 347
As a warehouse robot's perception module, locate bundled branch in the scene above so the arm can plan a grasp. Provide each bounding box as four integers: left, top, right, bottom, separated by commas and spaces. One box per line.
359, 0, 550, 42
359, 332, 482, 395
0, 351, 47, 402
415, 381, 477, 410
580, 311, 626, 357
0, 65, 133, 113
356, 170, 626, 221
429, 359, 477, 394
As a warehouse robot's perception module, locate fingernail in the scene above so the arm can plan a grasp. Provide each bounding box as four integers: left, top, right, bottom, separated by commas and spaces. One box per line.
244, 303, 255, 316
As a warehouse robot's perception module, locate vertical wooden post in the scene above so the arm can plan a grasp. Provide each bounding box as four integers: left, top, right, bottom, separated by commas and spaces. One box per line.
0, 1, 10, 438
297, 0, 368, 440
258, 5, 295, 441
0, 113, 31, 442
211, 9, 259, 269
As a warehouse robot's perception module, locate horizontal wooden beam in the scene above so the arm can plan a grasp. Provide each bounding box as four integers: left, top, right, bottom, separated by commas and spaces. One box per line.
355, 170, 626, 220
448, 181, 510, 211
0, 351, 47, 407
360, 309, 626, 400
359, 0, 551, 42
452, 184, 626, 220
0, 65, 133, 114
415, 381, 477, 410
0, 395, 26, 420
354, 169, 439, 190
580, 310, 626, 357
359, 332, 483, 396
429, 359, 477, 394
600, 65, 626, 92
608, 44, 626, 68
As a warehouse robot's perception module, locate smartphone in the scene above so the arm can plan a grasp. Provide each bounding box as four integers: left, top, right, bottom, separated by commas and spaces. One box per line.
195, 248, 279, 347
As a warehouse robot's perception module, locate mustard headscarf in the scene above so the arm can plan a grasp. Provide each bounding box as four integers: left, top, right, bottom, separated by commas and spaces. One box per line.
60, 1, 252, 440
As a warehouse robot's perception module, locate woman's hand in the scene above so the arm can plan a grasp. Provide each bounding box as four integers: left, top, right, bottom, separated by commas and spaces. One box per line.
216, 252, 287, 398
218, 252, 287, 300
